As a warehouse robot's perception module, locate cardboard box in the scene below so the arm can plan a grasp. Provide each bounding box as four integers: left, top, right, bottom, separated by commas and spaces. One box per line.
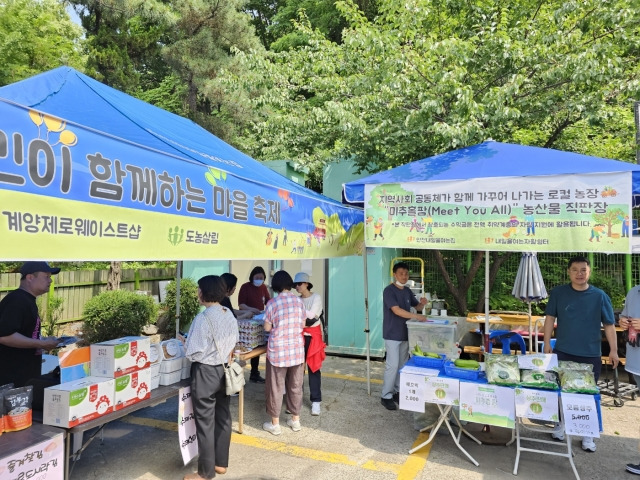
91, 336, 150, 378
59, 346, 91, 383
43, 376, 115, 428
114, 368, 152, 410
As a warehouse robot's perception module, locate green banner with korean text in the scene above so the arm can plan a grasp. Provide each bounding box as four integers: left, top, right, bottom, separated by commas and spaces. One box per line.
364, 172, 632, 253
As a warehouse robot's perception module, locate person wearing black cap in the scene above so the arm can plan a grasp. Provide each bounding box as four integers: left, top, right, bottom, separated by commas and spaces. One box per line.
0, 262, 62, 407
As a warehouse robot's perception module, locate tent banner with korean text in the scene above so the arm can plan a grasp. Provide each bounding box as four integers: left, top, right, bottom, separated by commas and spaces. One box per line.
363, 173, 632, 253
0, 100, 364, 261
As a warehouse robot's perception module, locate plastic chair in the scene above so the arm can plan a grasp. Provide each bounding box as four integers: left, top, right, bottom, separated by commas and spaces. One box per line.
487, 330, 526, 355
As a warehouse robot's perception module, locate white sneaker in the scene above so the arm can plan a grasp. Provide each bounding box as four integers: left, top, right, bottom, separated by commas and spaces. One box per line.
286, 418, 301, 432
551, 430, 565, 441
581, 436, 596, 452
262, 422, 281, 436
311, 402, 321, 416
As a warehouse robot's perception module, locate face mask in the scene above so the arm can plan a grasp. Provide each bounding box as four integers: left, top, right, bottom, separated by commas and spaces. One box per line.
395, 281, 407, 287
253, 279, 264, 287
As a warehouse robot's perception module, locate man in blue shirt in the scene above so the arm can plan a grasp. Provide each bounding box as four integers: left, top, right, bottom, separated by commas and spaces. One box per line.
380, 262, 428, 410
543, 255, 619, 452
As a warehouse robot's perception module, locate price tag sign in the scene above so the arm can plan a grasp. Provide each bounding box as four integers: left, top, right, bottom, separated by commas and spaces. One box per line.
178, 386, 199, 465
561, 392, 600, 438
517, 353, 558, 371
0, 433, 64, 480
459, 382, 515, 428
399, 373, 426, 412
515, 387, 559, 421
424, 376, 460, 405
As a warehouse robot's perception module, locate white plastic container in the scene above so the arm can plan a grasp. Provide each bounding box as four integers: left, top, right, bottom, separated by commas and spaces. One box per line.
151, 375, 160, 390
160, 357, 183, 374
149, 343, 162, 364
160, 339, 184, 361
159, 370, 182, 386
150, 363, 161, 377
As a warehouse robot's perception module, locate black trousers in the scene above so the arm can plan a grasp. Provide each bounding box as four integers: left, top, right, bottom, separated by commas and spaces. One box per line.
304, 335, 322, 402
190, 363, 231, 479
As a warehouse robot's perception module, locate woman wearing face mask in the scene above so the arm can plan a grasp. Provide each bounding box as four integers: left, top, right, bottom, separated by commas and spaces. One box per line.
238, 266, 271, 383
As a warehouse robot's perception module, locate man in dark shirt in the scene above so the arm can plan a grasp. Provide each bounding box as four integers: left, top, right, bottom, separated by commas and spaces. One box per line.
380, 262, 428, 410
0, 262, 61, 404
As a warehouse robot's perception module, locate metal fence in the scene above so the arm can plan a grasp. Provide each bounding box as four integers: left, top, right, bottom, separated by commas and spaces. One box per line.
0, 267, 176, 325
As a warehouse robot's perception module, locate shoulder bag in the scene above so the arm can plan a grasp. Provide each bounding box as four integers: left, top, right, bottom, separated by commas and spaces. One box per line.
207, 312, 246, 396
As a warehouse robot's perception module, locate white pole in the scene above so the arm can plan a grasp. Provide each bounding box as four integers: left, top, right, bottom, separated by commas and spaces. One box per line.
484, 251, 490, 351
175, 261, 182, 339
363, 249, 371, 395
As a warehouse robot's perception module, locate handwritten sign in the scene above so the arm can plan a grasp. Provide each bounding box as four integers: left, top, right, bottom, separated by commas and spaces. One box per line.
399, 373, 426, 412
514, 388, 559, 421
424, 376, 460, 406
459, 382, 515, 428
178, 386, 198, 465
0, 433, 64, 480
561, 393, 600, 438
517, 353, 558, 371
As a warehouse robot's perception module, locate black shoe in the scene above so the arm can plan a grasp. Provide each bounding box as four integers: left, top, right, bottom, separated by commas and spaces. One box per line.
250, 375, 266, 384
392, 392, 399, 403
381, 398, 398, 410
626, 463, 640, 475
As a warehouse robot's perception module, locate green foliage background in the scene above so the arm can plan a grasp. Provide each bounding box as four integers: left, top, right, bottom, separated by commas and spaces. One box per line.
82, 290, 158, 343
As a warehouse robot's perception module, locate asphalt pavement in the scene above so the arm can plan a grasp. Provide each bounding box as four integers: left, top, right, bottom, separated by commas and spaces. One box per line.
69, 355, 640, 480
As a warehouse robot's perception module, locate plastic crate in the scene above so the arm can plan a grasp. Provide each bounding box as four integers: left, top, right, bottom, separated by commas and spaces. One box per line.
407, 320, 462, 356
443, 360, 481, 380
412, 354, 446, 369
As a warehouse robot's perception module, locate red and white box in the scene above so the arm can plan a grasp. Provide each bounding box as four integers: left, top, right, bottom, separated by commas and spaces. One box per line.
91, 336, 151, 378
114, 368, 152, 410
42, 376, 115, 428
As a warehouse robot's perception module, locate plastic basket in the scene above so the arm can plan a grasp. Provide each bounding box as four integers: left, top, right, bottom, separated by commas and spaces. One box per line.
412, 354, 446, 369
443, 360, 481, 381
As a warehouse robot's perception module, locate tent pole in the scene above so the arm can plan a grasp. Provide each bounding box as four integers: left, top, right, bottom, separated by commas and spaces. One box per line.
175, 261, 182, 339
529, 301, 534, 353
363, 249, 371, 395
484, 251, 490, 353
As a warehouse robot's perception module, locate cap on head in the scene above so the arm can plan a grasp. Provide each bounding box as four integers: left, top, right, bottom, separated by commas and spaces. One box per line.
293, 272, 310, 284
20, 262, 61, 276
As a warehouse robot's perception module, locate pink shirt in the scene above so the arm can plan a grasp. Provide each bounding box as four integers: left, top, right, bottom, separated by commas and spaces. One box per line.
264, 291, 305, 367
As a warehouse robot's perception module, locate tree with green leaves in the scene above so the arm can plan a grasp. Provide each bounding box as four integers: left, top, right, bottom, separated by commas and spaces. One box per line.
0, 0, 85, 86
219, 0, 640, 173
215, 0, 640, 311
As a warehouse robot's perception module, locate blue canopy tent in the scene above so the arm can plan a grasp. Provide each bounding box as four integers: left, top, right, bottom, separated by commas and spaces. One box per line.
343, 140, 640, 353
0, 67, 364, 262
0, 67, 365, 337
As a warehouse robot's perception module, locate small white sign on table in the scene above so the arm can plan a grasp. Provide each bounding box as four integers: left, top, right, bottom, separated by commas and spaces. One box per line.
399, 373, 427, 412
178, 386, 199, 465
517, 353, 558, 371
514, 387, 559, 421
0, 433, 64, 480
424, 376, 460, 406
459, 382, 516, 428
560, 392, 600, 438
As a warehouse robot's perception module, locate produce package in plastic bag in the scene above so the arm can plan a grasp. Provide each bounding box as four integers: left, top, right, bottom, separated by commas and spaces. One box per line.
520, 369, 559, 390
554, 360, 593, 372
485, 354, 520, 385
558, 369, 599, 394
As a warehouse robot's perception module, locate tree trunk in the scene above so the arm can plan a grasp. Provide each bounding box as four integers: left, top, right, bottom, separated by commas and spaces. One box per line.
434, 250, 485, 314
473, 251, 514, 312
107, 261, 122, 290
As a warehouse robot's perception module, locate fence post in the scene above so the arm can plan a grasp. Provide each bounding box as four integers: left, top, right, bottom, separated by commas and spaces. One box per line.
625, 254, 632, 292
134, 269, 141, 290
